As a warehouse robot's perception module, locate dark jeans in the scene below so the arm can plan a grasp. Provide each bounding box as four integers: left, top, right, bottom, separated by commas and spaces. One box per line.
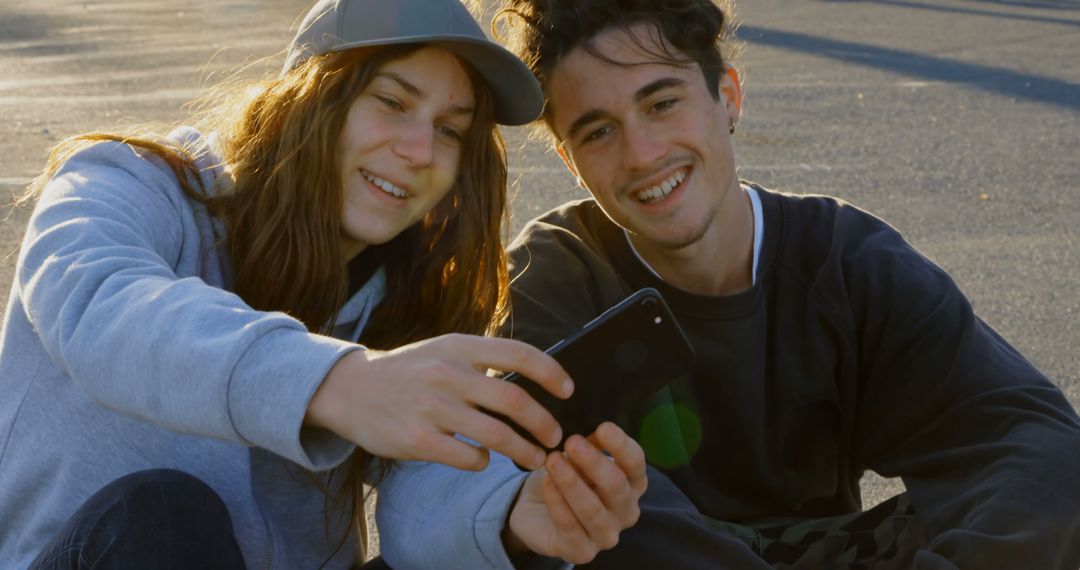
30, 469, 247, 570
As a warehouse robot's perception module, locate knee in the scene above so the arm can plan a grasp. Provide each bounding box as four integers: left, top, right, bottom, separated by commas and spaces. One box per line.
81, 469, 237, 552
103, 469, 231, 526
119, 468, 224, 505
77, 469, 244, 567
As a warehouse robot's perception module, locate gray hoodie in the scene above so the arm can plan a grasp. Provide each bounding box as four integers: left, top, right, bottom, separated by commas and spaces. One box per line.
0, 127, 385, 568
0, 126, 548, 570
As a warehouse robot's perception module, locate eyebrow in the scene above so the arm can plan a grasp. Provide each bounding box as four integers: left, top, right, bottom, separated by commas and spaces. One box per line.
564, 76, 688, 141
378, 71, 475, 116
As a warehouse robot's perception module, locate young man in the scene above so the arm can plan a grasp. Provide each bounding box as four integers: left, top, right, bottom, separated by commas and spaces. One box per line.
376, 0, 1080, 568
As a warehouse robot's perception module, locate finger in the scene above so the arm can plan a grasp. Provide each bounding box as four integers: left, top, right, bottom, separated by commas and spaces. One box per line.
542, 456, 598, 564
394, 425, 491, 471
590, 422, 648, 497
548, 443, 621, 552
405, 352, 561, 458
457, 336, 574, 399
466, 373, 563, 450
437, 402, 547, 471
564, 434, 638, 528
541, 465, 584, 535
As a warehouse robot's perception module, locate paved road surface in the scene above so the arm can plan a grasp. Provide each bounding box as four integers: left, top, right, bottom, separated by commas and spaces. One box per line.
2, 0, 1078, 552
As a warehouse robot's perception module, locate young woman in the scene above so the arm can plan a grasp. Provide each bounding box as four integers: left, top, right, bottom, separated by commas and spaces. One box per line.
0, 0, 646, 567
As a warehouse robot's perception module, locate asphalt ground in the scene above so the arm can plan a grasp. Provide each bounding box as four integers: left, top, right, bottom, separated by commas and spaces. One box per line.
2, 0, 1078, 548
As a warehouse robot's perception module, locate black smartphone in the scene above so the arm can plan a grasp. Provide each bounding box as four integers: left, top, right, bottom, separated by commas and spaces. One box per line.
495, 288, 695, 453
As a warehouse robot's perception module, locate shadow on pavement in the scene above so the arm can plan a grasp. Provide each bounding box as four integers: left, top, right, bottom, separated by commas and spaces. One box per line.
963, 0, 1080, 10
816, 0, 1080, 27
738, 25, 1080, 111
822, 0, 1080, 27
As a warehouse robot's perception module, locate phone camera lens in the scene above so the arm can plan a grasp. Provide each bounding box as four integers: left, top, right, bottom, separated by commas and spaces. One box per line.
641, 298, 657, 311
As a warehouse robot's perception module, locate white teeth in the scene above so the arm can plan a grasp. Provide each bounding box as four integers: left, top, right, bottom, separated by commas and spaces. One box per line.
363, 171, 407, 198
635, 170, 686, 203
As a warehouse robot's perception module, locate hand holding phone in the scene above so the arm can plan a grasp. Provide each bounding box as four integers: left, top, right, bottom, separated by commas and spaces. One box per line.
493, 288, 695, 453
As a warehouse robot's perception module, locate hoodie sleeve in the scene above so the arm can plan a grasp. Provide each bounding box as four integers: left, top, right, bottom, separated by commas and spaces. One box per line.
376, 454, 570, 570
841, 212, 1080, 569
16, 141, 356, 470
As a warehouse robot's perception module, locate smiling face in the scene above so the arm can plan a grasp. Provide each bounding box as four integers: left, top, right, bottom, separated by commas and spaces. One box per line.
548, 24, 742, 255
337, 46, 475, 261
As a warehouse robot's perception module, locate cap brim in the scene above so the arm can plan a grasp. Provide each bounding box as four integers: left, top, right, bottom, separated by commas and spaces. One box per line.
434, 37, 544, 126
287, 34, 543, 126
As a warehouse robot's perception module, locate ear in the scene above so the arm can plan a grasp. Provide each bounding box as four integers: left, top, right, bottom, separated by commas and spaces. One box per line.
719, 65, 743, 125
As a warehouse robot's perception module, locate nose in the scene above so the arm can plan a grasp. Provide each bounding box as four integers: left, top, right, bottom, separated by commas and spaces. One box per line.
392, 118, 435, 169
620, 119, 667, 172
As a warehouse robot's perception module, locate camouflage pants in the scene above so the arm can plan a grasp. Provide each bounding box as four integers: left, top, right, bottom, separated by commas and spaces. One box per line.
711, 494, 928, 569
583, 473, 928, 570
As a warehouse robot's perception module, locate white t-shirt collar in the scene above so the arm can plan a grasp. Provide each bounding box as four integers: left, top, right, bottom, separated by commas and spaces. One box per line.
624, 183, 764, 286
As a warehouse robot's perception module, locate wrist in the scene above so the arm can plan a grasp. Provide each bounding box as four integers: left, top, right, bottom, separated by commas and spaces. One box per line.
304, 348, 368, 432
502, 522, 529, 556
502, 485, 530, 556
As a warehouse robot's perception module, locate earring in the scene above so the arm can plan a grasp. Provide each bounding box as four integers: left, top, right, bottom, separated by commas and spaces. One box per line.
729, 118, 736, 135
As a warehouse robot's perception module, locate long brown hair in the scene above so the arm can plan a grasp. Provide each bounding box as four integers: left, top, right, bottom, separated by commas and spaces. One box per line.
23, 44, 510, 560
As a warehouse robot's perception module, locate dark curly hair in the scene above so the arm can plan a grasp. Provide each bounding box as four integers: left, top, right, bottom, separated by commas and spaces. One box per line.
495, 0, 737, 129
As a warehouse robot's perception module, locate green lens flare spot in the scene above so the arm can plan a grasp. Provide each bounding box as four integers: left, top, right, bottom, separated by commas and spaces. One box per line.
638, 403, 702, 469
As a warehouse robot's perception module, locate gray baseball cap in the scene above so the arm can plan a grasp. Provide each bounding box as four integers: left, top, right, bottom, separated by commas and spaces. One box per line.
283, 0, 543, 125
